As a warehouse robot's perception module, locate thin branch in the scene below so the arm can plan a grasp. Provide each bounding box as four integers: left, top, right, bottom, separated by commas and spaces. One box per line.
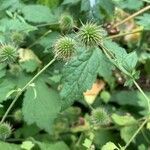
27, 30, 52, 49
123, 117, 149, 150
106, 29, 143, 40
133, 80, 150, 113
113, 5, 150, 28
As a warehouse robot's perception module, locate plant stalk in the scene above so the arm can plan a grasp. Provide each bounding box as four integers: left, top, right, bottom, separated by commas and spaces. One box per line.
113, 5, 150, 28
123, 117, 149, 150
0, 57, 57, 124
106, 29, 143, 40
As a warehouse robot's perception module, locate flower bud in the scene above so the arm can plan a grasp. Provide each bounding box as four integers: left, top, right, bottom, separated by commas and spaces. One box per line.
59, 14, 74, 32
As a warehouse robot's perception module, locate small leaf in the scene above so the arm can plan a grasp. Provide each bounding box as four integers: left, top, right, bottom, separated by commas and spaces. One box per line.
101, 142, 118, 150
0, 79, 15, 103
123, 52, 138, 72
111, 113, 137, 126
82, 138, 92, 148
21, 141, 34, 150
136, 13, 150, 30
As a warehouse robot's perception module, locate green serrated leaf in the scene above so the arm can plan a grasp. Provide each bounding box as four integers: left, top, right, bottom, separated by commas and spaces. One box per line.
122, 51, 138, 72
103, 40, 127, 63
60, 47, 112, 108
0, 18, 37, 33
136, 13, 150, 30
22, 5, 56, 23
118, 0, 143, 10
110, 90, 150, 115
22, 76, 61, 133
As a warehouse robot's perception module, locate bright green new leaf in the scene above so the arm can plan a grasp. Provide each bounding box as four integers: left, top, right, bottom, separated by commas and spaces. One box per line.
21, 141, 34, 150
101, 141, 118, 150
136, 13, 150, 30
111, 113, 137, 126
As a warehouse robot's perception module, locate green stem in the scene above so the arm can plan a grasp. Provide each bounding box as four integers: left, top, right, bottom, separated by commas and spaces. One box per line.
133, 80, 150, 113
123, 117, 149, 150
113, 5, 150, 28
27, 30, 52, 49
99, 44, 150, 150
0, 56, 57, 124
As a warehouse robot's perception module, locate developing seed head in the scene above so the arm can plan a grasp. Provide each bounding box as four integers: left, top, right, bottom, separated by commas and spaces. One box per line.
90, 108, 110, 127
13, 109, 23, 122
59, 14, 74, 31
0, 44, 18, 63
78, 22, 105, 47
0, 122, 12, 140
54, 36, 76, 60
11, 32, 25, 45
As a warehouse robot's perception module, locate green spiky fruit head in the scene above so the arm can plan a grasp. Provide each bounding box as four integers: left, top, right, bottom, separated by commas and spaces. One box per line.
60, 14, 74, 31
9, 64, 21, 76
78, 22, 104, 47
54, 37, 76, 60
0, 44, 18, 63
13, 109, 23, 122
90, 108, 110, 127
0, 122, 12, 140
11, 32, 25, 45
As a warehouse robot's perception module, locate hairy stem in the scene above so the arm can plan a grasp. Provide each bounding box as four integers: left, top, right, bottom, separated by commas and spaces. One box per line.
113, 5, 150, 28
0, 56, 57, 124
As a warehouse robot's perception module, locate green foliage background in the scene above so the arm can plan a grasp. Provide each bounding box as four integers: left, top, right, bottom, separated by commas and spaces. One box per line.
0, 0, 149, 149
